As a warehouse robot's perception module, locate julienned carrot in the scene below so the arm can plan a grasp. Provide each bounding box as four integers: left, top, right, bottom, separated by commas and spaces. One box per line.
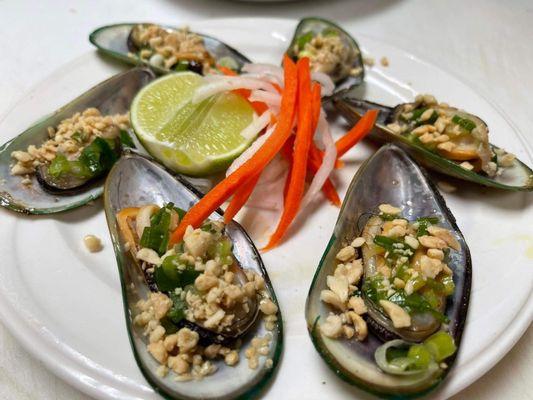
217, 65, 237, 76
224, 173, 261, 223
335, 110, 379, 157
264, 58, 314, 250
310, 83, 322, 133
170, 55, 299, 244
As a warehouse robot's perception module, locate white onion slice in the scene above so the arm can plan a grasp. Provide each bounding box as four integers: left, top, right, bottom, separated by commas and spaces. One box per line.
245, 160, 288, 211
226, 125, 276, 177
242, 63, 284, 85
254, 154, 287, 186
240, 111, 272, 140
311, 72, 335, 97
193, 78, 277, 104
300, 111, 337, 209
248, 90, 281, 108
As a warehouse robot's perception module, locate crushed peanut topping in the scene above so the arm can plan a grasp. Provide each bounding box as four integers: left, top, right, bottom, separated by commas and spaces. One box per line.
10, 108, 129, 180
386, 95, 516, 178
321, 203, 458, 340
129, 24, 214, 73
294, 30, 359, 82
125, 204, 278, 380
320, 234, 368, 341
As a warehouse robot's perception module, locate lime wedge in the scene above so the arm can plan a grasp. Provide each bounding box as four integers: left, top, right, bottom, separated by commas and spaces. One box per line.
130, 72, 255, 176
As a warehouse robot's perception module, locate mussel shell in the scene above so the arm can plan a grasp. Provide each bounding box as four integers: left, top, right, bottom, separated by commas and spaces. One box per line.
103, 153, 282, 400
305, 144, 471, 397
0, 68, 155, 214
90, 23, 251, 75
332, 91, 533, 191
286, 17, 364, 91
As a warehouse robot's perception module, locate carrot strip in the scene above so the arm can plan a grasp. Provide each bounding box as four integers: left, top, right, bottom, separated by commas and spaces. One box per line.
217, 66, 237, 76
321, 178, 341, 206
224, 173, 261, 223
335, 109, 379, 157
281, 134, 295, 199
170, 55, 299, 244
264, 58, 313, 250
310, 83, 322, 133
250, 101, 269, 115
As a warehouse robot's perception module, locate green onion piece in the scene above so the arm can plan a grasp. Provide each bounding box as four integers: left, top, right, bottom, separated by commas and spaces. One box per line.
441, 275, 455, 296
416, 216, 439, 237
321, 27, 339, 37
174, 60, 190, 71
410, 107, 427, 121
296, 32, 314, 50
373, 235, 414, 259
452, 115, 476, 132
407, 344, 433, 369
47, 154, 92, 179
159, 317, 179, 334
424, 331, 457, 362
167, 292, 187, 324
217, 56, 239, 71
422, 289, 440, 309
119, 130, 135, 148
71, 132, 83, 143
140, 203, 175, 255
155, 254, 200, 292
387, 291, 447, 322
79, 137, 119, 175
379, 213, 397, 221
373, 235, 397, 252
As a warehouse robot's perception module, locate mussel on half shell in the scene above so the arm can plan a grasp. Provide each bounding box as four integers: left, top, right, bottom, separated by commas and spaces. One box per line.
332, 90, 533, 191
286, 17, 365, 92
90, 23, 251, 75
306, 144, 471, 397
104, 153, 282, 399
0, 68, 155, 214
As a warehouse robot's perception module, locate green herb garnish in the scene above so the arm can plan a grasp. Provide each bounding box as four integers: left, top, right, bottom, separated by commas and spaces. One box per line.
167, 292, 187, 324
119, 130, 135, 147
155, 254, 200, 292
296, 31, 314, 50
140, 203, 175, 255
416, 216, 439, 236
452, 115, 476, 132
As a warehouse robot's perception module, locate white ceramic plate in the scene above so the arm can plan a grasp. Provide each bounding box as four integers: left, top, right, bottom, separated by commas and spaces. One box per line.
0, 18, 532, 400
